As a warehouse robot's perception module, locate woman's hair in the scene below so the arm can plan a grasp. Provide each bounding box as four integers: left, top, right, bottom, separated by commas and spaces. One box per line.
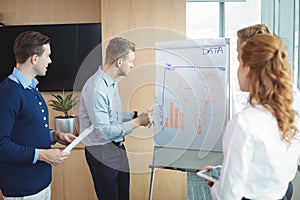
13, 31, 50, 64
242, 34, 298, 143
237, 24, 271, 43
105, 37, 136, 65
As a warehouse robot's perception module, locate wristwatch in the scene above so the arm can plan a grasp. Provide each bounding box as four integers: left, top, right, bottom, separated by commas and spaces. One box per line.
133, 111, 138, 119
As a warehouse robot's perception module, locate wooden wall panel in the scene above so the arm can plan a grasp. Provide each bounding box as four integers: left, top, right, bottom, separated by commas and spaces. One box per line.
101, 0, 185, 40
0, 0, 101, 25
51, 145, 97, 200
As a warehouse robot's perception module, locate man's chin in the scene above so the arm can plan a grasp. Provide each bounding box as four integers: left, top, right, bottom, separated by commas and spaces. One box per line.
37, 72, 47, 77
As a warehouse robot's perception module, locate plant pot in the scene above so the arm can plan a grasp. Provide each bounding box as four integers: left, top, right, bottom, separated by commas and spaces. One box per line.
54, 116, 79, 136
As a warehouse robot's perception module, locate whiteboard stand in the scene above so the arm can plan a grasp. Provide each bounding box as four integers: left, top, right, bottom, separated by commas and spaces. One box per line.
148, 165, 156, 200
151, 38, 230, 199
148, 147, 223, 200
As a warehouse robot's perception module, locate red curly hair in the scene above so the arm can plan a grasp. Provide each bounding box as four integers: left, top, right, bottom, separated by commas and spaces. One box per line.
242, 34, 298, 144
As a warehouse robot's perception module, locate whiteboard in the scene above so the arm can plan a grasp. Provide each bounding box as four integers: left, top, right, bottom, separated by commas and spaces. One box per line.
154, 38, 230, 152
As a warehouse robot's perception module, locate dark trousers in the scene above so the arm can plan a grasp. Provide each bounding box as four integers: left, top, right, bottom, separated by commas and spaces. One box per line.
85, 143, 130, 200
242, 181, 293, 200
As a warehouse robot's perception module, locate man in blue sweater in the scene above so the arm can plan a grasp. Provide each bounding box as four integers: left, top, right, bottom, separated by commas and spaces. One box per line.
0, 31, 76, 200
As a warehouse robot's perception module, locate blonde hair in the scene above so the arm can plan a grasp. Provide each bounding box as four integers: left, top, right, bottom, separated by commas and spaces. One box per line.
237, 24, 271, 43
242, 34, 298, 143
105, 37, 135, 65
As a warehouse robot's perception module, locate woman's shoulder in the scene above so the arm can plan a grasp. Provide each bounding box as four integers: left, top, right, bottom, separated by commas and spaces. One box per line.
229, 104, 275, 135
234, 104, 271, 121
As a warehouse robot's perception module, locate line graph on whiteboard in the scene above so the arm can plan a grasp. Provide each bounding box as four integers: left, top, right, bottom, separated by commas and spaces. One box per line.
154, 64, 227, 151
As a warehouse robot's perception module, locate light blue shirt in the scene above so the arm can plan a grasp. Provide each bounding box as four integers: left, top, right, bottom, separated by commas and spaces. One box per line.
79, 68, 133, 146
9, 67, 53, 164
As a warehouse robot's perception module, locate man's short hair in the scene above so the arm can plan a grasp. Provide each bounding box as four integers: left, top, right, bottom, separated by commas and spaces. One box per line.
14, 31, 51, 64
105, 37, 135, 65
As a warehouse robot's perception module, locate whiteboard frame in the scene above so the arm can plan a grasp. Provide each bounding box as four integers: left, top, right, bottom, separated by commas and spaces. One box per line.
153, 38, 231, 154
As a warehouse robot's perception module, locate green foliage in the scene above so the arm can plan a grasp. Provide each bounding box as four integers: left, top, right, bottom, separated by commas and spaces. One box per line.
48, 92, 79, 117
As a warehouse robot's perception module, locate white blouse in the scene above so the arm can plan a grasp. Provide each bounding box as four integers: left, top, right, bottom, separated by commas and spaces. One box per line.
211, 90, 300, 199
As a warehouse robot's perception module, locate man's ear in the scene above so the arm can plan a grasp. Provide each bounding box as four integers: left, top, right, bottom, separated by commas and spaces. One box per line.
116, 58, 122, 67
31, 54, 39, 64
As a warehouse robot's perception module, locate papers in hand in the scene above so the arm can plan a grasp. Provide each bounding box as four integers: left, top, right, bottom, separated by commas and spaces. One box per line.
62, 124, 94, 152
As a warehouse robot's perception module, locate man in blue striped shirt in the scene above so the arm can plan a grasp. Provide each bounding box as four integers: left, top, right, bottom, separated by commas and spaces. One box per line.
80, 37, 154, 200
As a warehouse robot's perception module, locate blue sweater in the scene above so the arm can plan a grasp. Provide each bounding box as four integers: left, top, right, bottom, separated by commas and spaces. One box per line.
0, 78, 52, 197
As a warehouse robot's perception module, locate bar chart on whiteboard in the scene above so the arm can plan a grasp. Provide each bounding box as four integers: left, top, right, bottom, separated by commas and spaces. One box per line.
154, 38, 230, 152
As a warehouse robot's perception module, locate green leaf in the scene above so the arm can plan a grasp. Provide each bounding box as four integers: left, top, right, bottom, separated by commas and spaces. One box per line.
48, 92, 79, 117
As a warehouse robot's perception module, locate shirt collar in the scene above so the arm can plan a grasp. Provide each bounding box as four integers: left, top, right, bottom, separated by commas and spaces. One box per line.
98, 68, 117, 87
8, 67, 39, 89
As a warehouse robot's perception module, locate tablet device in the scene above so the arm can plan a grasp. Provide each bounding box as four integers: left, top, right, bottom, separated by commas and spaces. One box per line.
196, 165, 222, 182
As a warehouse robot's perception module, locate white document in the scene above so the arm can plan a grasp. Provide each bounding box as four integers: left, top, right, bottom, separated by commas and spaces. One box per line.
62, 124, 94, 152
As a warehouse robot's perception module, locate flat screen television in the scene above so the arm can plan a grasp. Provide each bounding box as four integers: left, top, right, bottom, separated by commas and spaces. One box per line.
0, 23, 102, 91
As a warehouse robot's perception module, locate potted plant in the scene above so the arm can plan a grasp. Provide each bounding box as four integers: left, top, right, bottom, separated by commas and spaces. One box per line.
48, 92, 79, 135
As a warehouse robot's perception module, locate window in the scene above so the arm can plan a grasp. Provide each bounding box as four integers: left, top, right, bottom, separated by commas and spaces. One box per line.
261, 1, 299, 88
186, 0, 261, 113
295, 1, 299, 88
186, 2, 219, 39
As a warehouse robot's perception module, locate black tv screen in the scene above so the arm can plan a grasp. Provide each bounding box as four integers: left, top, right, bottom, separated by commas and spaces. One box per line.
0, 23, 102, 91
